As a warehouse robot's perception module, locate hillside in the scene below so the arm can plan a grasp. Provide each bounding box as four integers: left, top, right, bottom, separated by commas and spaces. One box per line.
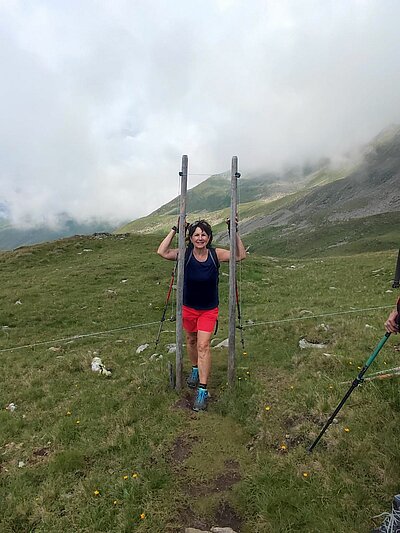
0, 217, 117, 251
117, 125, 400, 258
1, 233, 399, 531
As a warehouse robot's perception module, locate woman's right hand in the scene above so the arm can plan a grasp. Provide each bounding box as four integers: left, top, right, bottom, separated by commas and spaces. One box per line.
385, 308, 399, 334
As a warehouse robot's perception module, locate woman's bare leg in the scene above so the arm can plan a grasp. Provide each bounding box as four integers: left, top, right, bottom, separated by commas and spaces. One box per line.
185, 331, 198, 365
196, 330, 213, 385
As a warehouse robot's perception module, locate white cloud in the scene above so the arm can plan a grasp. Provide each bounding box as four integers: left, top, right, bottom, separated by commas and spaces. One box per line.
1, 0, 400, 227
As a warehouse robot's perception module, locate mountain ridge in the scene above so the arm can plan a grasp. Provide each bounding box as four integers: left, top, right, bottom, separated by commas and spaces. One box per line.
117, 124, 400, 257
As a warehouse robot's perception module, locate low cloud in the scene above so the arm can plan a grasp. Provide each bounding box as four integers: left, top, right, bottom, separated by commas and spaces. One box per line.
1, 1, 399, 228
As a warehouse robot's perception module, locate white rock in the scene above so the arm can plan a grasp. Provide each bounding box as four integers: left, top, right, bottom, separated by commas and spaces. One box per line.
6, 403, 16, 412
91, 357, 111, 376
299, 338, 327, 349
365, 324, 375, 329
18, 461, 25, 468
329, 286, 337, 290
136, 343, 149, 354
215, 338, 229, 348
121, 279, 128, 283
15, 300, 22, 305
166, 343, 176, 354
211, 528, 238, 533
386, 290, 393, 293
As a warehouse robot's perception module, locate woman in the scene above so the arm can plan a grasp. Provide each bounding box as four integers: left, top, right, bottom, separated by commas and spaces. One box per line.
157, 219, 246, 411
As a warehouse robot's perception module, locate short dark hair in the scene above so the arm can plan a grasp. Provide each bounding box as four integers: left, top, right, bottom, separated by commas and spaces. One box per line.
187, 220, 213, 246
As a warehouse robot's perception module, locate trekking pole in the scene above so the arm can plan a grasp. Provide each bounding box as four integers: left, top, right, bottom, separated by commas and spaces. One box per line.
154, 262, 177, 350
392, 248, 400, 288
308, 332, 391, 453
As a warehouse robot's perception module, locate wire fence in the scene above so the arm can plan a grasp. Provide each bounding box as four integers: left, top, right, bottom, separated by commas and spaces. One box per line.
0, 304, 393, 354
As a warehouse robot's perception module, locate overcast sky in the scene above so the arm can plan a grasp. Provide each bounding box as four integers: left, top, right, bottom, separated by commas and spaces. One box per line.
1, 0, 400, 228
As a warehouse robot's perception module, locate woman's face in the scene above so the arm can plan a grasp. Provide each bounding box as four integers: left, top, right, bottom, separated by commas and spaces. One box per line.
190, 226, 210, 248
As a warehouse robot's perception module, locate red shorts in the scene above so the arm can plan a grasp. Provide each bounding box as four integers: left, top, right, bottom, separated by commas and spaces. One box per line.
182, 305, 219, 333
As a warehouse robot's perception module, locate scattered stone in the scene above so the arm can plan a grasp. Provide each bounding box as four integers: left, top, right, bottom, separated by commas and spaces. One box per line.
15, 300, 22, 305
18, 461, 25, 468
82, 249, 93, 252
329, 286, 337, 290
121, 279, 128, 283
136, 343, 149, 354
211, 528, 238, 533
215, 338, 229, 348
91, 357, 112, 376
299, 338, 327, 349
149, 353, 163, 361
166, 343, 176, 354
105, 289, 117, 296
386, 289, 393, 293
316, 323, 329, 332
5, 403, 16, 412
365, 324, 375, 329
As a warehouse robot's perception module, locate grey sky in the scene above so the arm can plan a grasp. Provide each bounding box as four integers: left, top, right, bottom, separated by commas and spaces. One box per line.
1, 0, 400, 228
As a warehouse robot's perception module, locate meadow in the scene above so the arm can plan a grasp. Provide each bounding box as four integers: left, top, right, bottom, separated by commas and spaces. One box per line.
0, 233, 399, 532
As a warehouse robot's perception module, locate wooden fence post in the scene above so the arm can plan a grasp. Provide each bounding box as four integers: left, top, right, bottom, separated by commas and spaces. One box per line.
228, 156, 239, 386
175, 155, 188, 390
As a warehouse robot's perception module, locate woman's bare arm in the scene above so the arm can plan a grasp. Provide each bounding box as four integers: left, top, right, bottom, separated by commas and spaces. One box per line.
157, 229, 179, 261
216, 233, 246, 262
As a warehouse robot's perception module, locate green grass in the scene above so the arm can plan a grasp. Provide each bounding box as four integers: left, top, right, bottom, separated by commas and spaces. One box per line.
245, 211, 400, 258
1, 234, 399, 532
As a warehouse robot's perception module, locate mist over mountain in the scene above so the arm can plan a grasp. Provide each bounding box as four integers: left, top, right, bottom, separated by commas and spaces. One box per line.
0, 216, 116, 251
117, 125, 400, 257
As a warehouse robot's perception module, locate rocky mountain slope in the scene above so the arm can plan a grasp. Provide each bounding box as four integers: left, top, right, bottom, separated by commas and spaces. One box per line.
117, 125, 400, 257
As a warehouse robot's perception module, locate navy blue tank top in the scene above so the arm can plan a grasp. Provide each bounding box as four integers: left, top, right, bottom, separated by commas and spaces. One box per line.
183, 248, 219, 310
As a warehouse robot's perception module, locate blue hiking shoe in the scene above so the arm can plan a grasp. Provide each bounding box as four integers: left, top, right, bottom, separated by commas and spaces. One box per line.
193, 387, 208, 411
186, 367, 199, 389
372, 494, 400, 532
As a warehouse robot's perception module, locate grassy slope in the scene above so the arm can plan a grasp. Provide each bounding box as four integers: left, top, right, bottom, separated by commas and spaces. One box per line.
1, 234, 399, 532
245, 211, 400, 258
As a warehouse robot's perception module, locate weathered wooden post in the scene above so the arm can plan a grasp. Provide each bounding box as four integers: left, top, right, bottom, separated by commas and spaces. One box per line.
228, 156, 239, 385
175, 155, 188, 390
